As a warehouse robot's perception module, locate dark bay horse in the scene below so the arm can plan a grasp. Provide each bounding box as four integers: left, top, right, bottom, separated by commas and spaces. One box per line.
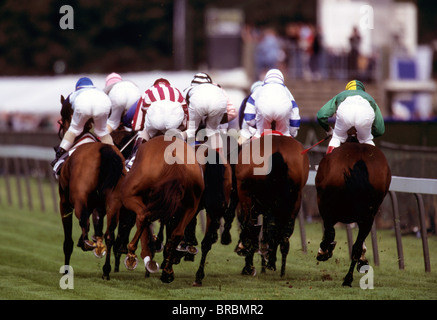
315, 138, 391, 286
187, 145, 234, 286
121, 135, 204, 283
56, 96, 126, 272
235, 134, 309, 277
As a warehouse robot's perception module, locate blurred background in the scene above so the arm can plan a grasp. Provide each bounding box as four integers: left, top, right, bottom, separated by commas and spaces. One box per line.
0, 0, 436, 232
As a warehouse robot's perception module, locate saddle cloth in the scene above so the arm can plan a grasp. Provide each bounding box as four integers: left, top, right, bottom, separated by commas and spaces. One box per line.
53, 133, 99, 179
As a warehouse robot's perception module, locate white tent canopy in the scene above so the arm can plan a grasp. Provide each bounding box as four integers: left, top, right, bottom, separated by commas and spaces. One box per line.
0, 69, 249, 115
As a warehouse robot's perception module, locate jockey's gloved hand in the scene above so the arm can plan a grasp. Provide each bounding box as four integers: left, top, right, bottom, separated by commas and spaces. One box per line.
326, 127, 334, 137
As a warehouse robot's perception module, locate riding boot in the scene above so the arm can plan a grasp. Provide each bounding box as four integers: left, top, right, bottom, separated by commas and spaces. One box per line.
326, 146, 335, 154
51, 147, 67, 167
125, 138, 144, 170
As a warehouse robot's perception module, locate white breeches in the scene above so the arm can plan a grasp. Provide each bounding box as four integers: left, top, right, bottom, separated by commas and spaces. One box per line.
254, 84, 293, 137
144, 100, 185, 138
106, 82, 141, 131
187, 85, 228, 141
330, 96, 375, 148
69, 89, 112, 137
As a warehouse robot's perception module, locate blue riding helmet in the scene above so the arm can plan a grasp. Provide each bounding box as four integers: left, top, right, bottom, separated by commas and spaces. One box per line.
75, 77, 94, 90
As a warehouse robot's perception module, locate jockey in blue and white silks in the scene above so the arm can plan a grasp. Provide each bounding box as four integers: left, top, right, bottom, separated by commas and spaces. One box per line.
52, 77, 114, 166
243, 69, 301, 138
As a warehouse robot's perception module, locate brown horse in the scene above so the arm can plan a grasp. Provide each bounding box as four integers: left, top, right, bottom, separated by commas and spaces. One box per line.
315, 136, 391, 286
121, 135, 204, 283
235, 134, 309, 277
56, 96, 126, 273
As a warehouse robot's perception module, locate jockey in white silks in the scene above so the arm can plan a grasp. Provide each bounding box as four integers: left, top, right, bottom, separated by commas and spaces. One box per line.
103, 72, 141, 133
243, 69, 301, 139
124, 78, 188, 170
183, 72, 236, 150
51, 77, 114, 166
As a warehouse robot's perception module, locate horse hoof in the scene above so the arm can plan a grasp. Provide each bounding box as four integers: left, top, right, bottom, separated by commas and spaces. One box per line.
192, 281, 202, 287
357, 259, 369, 273
83, 240, 97, 251
160, 270, 175, 283
242, 266, 256, 276
184, 254, 195, 262
342, 274, 353, 287
124, 254, 138, 271
221, 232, 232, 245
102, 274, 110, 281
144, 257, 159, 273
93, 246, 107, 258
187, 246, 198, 255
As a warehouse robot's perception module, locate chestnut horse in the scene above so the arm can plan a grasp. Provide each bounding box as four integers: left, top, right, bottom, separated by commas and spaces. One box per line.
121, 135, 204, 283
315, 136, 391, 286
56, 96, 126, 272
235, 134, 309, 277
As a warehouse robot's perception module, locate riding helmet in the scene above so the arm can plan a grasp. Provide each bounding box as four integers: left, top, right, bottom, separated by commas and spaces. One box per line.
345, 80, 365, 91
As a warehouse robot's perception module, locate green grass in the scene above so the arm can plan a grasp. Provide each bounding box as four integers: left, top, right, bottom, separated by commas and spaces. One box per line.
0, 198, 436, 301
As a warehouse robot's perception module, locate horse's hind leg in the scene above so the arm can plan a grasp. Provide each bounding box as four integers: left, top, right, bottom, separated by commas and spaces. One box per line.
114, 209, 136, 272
60, 200, 74, 269
193, 215, 221, 286
279, 217, 296, 277
317, 218, 337, 261
342, 220, 372, 287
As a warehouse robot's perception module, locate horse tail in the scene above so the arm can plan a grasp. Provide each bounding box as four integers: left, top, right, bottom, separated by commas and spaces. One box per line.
265, 152, 291, 204
147, 165, 186, 223
203, 151, 226, 211
98, 144, 124, 195
344, 159, 375, 214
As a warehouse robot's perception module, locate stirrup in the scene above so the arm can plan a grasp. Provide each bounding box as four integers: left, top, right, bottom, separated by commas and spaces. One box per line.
125, 156, 135, 171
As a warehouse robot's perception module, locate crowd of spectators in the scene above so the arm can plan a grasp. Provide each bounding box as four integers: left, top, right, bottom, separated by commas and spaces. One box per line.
243, 22, 372, 83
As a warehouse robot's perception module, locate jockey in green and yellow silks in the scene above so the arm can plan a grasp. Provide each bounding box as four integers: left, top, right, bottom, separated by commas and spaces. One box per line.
316, 80, 385, 154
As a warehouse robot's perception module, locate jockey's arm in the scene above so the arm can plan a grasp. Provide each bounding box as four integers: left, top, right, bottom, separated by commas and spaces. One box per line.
371, 101, 385, 137
289, 102, 301, 138
317, 96, 338, 132
243, 96, 257, 127
221, 88, 237, 122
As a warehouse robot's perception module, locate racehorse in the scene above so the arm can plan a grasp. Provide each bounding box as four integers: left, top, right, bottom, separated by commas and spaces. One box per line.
121, 135, 204, 283
235, 133, 309, 277
56, 95, 126, 273
315, 130, 391, 286
186, 144, 234, 286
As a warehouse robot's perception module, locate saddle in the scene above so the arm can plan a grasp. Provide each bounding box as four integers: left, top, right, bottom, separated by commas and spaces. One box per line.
52, 133, 100, 179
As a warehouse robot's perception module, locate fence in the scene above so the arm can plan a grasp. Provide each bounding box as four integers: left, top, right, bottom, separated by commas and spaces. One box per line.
303, 170, 435, 273
0, 145, 58, 213
0, 144, 434, 273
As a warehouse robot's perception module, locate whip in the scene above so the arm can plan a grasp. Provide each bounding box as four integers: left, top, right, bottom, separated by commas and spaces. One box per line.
301, 135, 332, 155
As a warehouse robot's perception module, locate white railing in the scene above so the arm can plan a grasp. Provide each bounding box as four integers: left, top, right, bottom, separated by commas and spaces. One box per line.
306, 170, 434, 272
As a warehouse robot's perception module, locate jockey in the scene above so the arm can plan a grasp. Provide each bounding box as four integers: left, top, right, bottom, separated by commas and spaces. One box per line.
125, 78, 188, 169
103, 72, 141, 133
238, 80, 263, 144
51, 77, 114, 166
316, 80, 385, 154
183, 72, 236, 150
243, 69, 300, 138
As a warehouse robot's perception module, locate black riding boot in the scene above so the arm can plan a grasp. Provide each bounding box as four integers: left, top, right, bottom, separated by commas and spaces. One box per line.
51, 147, 67, 167
125, 138, 144, 170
